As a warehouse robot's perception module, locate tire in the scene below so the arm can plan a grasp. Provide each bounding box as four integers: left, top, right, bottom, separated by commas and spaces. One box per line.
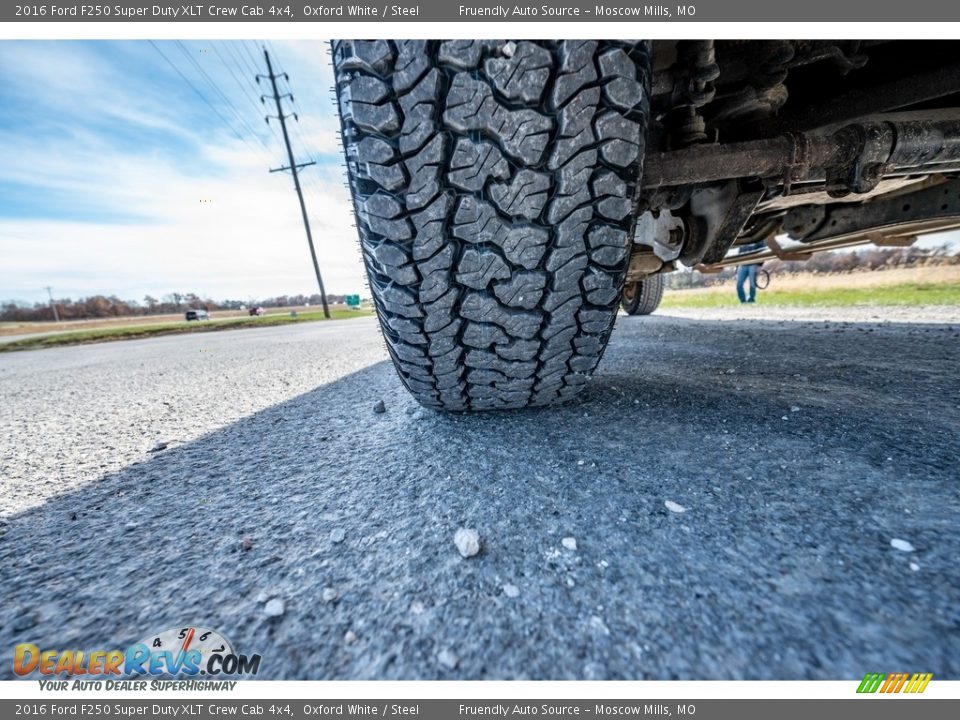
333, 40, 651, 411
621, 274, 665, 315
756, 267, 770, 290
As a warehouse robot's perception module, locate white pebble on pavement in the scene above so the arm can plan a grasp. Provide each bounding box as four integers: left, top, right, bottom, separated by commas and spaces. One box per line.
263, 598, 285, 618
454, 528, 481, 558
437, 649, 459, 669
891, 538, 915, 552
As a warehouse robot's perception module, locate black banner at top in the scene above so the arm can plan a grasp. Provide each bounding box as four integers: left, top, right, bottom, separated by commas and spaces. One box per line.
5, 0, 960, 22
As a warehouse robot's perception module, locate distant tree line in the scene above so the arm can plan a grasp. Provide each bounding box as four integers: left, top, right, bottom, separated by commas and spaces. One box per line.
1, 292, 356, 323
666, 244, 959, 290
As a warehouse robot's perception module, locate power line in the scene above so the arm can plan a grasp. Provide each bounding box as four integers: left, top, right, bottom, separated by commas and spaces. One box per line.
148, 40, 256, 153
174, 40, 270, 154
241, 41, 264, 76
215, 41, 285, 150
224, 39, 260, 79
213, 42, 275, 124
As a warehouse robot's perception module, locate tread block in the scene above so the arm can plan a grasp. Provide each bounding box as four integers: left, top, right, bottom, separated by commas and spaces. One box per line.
338, 40, 393, 75
463, 322, 510, 348
360, 192, 412, 240
546, 164, 592, 224
492, 271, 547, 310
394, 40, 430, 92
438, 40, 502, 70
599, 48, 645, 110
399, 69, 441, 154
595, 111, 641, 167
552, 41, 598, 108
448, 138, 510, 192
452, 197, 550, 270
405, 135, 446, 210
412, 192, 453, 261
582, 269, 620, 305
456, 248, 512, 289
549, 88, 599, 170
484, 41, 552, 104
444, 72, 553, 164
587, 224, 629, 266
495, 338, 540, 361
460, 292, 542, 340
491, 169, 551, 221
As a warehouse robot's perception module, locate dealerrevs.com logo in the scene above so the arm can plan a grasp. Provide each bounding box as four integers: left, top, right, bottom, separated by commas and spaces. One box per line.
13, 626, 261, 679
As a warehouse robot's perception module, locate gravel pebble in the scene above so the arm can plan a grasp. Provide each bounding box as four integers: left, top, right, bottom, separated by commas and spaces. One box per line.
330, 528, 346, 544
502, 584, 520, 598
373, 400, 386, 414
891, 538, 915, 552
665, 500, 687, 513
322, 587, 339, 603
263, 598, 285, 618
454, 528, 481, 558
437, 649, 459, 669
561, 536, 578, 551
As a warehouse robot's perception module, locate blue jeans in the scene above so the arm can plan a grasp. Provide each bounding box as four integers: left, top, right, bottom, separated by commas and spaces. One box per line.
736, 265, 757, 303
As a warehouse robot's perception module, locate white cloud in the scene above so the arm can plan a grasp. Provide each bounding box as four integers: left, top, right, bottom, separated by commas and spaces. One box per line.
0, 137, 365, 303
0, 41, 367, 305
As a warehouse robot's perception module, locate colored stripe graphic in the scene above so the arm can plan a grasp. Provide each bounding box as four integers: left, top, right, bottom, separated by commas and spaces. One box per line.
905, 673, 933, 693
857, 672, 932, 693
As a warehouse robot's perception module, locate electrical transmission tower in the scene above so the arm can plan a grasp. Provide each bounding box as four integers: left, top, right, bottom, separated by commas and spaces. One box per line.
258, 48, 331, 319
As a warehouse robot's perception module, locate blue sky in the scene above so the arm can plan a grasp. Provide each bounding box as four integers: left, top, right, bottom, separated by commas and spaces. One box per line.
0, 40, 361, 305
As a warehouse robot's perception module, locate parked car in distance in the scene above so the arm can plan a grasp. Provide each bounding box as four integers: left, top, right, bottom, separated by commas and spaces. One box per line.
249, 306, 265, 316
185, 309, 210, 321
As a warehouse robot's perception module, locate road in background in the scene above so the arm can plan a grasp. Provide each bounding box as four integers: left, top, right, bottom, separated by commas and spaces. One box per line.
1, 309, 958, 679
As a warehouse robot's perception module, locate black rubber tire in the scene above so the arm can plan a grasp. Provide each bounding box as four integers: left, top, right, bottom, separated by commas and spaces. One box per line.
333, 40, 651, 411
621, 274, 665, 315
756, 267, 770, 290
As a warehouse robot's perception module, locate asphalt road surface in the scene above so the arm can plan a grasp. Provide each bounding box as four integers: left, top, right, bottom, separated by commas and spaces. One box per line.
1, 310, 958, 680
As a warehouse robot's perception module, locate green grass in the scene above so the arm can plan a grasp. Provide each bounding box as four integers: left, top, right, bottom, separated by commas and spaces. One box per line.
0, 309, 373, 352
660, 282, 960, 309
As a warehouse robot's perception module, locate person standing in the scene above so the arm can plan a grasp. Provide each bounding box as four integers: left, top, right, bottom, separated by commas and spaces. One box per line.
735, 240, 766, 303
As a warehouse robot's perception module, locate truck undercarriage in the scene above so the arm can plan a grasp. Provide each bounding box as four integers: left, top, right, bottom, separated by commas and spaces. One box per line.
629, 40, 960, 286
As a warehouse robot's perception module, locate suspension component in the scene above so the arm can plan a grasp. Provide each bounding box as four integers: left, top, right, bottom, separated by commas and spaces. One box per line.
642, 114, 960, 195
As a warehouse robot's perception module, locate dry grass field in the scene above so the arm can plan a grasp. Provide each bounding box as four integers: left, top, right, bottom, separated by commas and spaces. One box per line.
0, 305, 333, 338
663, 265, 960, 308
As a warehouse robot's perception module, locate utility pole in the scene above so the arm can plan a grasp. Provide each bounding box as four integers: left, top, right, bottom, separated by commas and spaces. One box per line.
258, 49, 330, 319
44, 286, 60, 323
